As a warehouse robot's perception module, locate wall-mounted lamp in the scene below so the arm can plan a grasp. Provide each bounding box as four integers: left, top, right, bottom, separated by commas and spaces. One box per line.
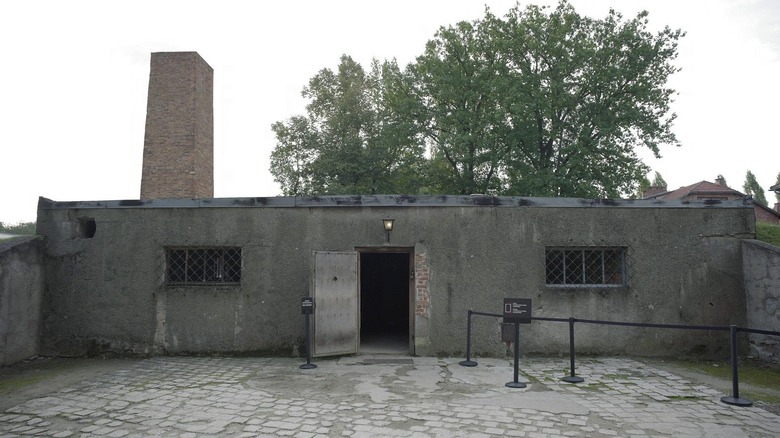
382, 218, 395, 242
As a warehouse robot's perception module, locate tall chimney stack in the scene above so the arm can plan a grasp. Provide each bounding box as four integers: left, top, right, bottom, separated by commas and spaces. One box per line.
140, 52, 214, 199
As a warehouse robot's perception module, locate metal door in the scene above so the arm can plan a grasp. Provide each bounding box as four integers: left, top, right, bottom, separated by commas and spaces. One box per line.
312, 251, 358, 357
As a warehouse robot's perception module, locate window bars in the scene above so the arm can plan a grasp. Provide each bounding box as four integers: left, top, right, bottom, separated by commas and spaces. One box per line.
165, 247, 242, 285
545, 247, 626, 287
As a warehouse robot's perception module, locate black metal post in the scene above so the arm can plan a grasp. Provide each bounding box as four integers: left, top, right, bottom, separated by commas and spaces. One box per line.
459, 310, 478, 367
300, 312, 317, 370
562, 317, 584, 383
506, 322, 526, 388
721, 325, 751, 406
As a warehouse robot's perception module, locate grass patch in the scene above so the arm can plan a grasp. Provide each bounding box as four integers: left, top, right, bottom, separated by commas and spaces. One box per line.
580, 382, 608, 391
0, 373, 52, 394
756, 222, 780, 247
670, 359, 780, 404
523, 373, 542, 384
0, 359, 76, 395
674, 359, 780, 389
601, 373, 633, 380
748, 392, 780, 404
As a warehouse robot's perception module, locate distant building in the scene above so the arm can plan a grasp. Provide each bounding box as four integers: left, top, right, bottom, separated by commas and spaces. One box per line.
643, 178, 780, 224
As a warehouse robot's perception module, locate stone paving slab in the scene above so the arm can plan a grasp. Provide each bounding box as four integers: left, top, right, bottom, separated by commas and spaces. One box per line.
1, 356, 778, 437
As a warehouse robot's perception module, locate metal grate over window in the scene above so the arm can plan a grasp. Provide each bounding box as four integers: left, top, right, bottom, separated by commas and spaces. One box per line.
546, 247, 626, 287
165, 247, 242, 285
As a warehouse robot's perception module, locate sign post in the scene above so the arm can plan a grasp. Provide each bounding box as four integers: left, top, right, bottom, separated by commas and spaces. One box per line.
300, 297, 317, 370
503, 298, 532, 388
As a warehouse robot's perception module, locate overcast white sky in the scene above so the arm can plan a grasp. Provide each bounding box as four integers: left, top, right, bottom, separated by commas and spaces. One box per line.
1, 0, 779, 224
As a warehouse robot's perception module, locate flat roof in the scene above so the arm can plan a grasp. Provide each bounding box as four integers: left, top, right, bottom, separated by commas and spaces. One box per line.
37, 195, 754, 211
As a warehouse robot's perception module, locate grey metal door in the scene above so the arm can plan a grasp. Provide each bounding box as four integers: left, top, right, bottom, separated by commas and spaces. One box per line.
312, 251, 358, 357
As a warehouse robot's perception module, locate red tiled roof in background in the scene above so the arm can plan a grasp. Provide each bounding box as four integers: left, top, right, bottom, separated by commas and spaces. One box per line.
643, 180, 779, 223
642, 180, 744, 200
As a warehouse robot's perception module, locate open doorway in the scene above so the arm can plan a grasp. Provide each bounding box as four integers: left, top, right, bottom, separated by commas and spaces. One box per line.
359, 251, 412, 354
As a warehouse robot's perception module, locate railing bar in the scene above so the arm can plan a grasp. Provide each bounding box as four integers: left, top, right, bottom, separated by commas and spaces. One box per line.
574, 318, 730, 331
461, 310, 775, 407
532, 316, 570, 323
470, 312, 733, 331
738, 327, 780, 336
471, 311, 503, 318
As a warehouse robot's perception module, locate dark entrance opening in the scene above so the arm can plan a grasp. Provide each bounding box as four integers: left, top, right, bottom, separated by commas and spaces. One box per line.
360, 252, 410, 353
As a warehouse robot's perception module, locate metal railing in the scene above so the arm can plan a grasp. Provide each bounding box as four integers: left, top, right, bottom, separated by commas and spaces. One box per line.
458, 309, 780, 407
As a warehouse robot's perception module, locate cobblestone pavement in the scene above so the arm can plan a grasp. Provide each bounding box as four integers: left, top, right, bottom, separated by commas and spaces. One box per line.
1, 356, 778, 437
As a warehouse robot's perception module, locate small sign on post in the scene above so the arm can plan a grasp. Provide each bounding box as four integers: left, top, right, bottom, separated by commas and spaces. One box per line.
301, 297, 315, 315
503, 298, 532, 324
300, 297, 316, 369
504, 297, 531, 389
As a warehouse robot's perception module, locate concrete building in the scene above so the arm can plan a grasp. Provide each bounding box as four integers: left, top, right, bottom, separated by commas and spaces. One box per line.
36, 195, 754, 358
32, 52, 760, 359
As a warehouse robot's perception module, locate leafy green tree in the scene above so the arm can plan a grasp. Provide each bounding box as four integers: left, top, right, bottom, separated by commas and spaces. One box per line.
270, 56, 426, 195
398, 2, 683, 197
0, 221, 36, 235
270, 1, 683, 198
632, 171, 665, 199
633, 174, 651, 199
396, 17, 509, 195
651, 172, 667, 188
743, 170, 767, 205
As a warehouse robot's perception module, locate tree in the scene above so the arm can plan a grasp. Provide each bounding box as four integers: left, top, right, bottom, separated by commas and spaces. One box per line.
633, 174, 651, 199
270, 56, 426, 195
396, 2, 682, 197
775, 172, 780, 203
270, 1, 683, 198
743, 170, 767, 205
0, 221, 36, 235
651, 172, 667, 187
632, 171, 664, 199
394, 17, 509, 195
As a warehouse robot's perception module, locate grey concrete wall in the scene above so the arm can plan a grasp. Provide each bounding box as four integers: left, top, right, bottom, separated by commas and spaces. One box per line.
36, 196, 754, 358
743, 240, 780, 363
0, 236, 45, 365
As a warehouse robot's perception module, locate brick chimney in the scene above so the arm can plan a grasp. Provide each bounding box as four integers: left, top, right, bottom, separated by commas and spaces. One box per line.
140, 52, 214, 199
715, 174, 728, 187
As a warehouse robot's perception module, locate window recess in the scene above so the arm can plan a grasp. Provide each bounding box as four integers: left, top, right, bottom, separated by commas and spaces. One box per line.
165, 247, 242, 285
545, 247, 626, 288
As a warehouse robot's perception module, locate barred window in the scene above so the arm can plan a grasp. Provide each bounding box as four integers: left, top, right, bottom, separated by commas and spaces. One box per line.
166, 247, 242, 285
545, 247, 625, 287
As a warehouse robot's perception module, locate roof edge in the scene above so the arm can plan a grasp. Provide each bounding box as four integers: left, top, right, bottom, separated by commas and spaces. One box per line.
37, 195, 754, 211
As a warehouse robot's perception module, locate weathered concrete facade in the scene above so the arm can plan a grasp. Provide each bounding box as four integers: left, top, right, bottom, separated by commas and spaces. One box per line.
36, 195, 754, 359
0, 236, 45, 365
743, 239, 780, 362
